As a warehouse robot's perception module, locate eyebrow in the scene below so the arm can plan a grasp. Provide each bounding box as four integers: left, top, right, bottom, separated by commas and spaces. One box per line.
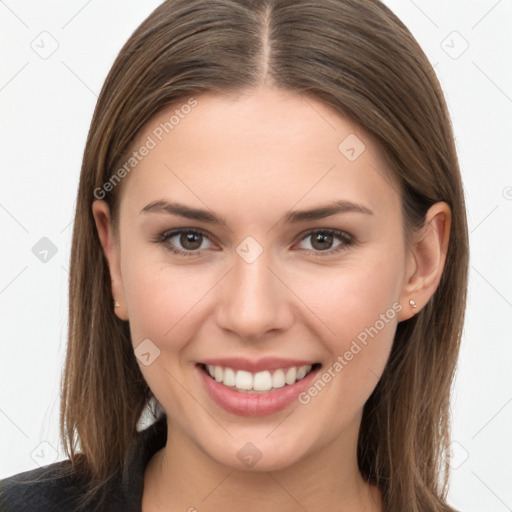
140, 199, 373, 225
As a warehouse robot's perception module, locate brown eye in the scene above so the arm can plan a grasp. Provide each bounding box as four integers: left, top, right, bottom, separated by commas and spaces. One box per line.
179, 232, 203, 250
296, 229, 353, 255
157, 229, 214, 256
310, 232, 334, 251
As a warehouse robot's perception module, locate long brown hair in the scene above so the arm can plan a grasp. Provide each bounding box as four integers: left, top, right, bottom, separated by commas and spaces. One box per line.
60, 0, 469, 510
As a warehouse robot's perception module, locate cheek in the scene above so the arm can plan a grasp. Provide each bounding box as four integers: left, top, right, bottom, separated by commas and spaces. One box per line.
121, 248, 215, 351
297, 252, 403, 339
292, 253, 403, 401
120, 251, 217, 415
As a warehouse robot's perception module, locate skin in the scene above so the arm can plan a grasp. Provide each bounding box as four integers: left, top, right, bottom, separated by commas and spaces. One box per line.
93, 86, 450, 512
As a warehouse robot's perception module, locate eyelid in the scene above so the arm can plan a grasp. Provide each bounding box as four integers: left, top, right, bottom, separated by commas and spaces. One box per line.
157, 227, 214, 242
154, 227, 355, 257
292, 228, 354, 255
294, 227, 353, 243
154, 227, 217, 256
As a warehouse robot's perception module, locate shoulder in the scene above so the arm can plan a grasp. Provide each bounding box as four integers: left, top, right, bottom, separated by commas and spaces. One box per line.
0, 414, 167, 512
0, 460, 92, 512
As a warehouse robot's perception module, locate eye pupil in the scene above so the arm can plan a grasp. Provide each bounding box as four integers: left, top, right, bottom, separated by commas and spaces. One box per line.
181, 232, 202, 250
311, 232, 333, 250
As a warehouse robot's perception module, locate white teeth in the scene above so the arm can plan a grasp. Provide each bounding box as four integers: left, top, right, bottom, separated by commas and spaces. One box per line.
203, 363, 315, 391
285, 367, 297, 385
223, 367, 236, 387
272, 369, 285, 388
253, 371, 272, 391
235, 370, 253, 390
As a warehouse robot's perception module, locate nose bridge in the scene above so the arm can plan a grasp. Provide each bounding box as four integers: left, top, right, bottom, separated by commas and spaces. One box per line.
216, 240, 292, 339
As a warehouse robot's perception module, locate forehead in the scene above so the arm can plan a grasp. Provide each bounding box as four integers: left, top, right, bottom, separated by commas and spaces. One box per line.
119, 87, 401, 223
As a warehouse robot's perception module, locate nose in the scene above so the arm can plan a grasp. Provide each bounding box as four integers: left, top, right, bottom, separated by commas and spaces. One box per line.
215, 248, 294, 340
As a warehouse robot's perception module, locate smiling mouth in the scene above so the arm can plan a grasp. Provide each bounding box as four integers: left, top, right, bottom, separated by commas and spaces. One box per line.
197, 362, 322, 394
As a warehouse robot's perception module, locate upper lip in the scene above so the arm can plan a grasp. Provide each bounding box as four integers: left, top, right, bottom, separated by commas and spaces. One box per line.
197, 357, 319, 373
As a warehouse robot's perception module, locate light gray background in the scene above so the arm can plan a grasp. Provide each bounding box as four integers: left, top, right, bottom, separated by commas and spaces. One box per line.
1, 1, 511, 510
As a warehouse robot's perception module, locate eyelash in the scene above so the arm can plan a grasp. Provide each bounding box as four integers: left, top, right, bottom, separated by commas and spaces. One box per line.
153, 228, 355, 258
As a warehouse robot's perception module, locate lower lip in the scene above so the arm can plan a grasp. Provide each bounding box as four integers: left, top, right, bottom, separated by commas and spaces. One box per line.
196, 364, 321, 417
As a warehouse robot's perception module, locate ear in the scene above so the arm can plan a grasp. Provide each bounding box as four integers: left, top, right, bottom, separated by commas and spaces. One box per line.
92, 200, 129, 321
397, 201, 451, 322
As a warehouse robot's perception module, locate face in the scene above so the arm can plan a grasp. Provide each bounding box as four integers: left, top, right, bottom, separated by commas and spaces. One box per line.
94, 87, 419, 472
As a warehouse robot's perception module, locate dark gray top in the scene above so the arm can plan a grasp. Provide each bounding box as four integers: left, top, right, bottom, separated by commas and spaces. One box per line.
0, 415, 167, 512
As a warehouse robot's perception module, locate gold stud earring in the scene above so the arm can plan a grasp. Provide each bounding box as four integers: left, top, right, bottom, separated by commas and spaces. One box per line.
409, 299, 417, 308
113, 300, 121, 309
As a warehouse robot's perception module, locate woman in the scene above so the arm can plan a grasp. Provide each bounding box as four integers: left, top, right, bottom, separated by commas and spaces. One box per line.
0, 0, 468, 510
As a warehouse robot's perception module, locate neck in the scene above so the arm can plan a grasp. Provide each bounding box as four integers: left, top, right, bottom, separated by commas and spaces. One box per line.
143, 416, 382, 512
